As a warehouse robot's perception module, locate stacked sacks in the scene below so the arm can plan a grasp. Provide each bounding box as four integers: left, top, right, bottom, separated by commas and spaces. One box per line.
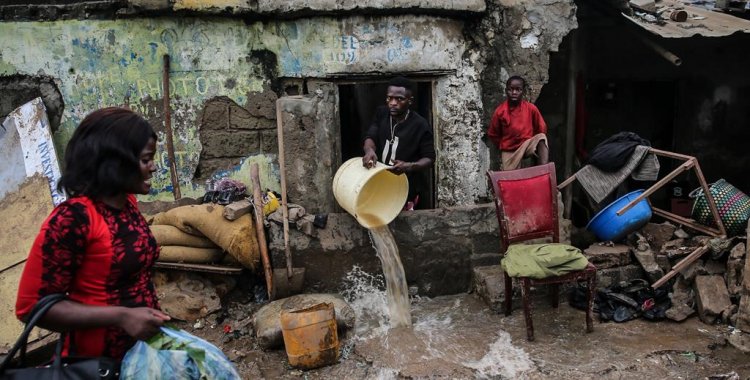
150, 225, 224, 264
149, 203, 260, 270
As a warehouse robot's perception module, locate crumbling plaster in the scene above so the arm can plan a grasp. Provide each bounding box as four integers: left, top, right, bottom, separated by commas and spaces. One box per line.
0, 1, 579, 206
0, 0, 486, 21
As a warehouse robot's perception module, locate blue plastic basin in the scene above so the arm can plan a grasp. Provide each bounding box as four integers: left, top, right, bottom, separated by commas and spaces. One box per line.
586, 190, 652, 242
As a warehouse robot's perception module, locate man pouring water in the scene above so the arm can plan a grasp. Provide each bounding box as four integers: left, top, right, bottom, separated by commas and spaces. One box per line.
362, 76, 435, 210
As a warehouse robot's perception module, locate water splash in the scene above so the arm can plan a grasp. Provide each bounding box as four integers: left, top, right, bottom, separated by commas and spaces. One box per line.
464, 331, 534, 379
341, 267, 534, 378
341, 265, 390, 338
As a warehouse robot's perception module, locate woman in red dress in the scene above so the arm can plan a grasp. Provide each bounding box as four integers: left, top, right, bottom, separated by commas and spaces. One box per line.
16, 107, 170, 359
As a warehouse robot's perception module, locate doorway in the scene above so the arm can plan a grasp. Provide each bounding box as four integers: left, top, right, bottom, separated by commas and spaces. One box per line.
338, 80, 436, 209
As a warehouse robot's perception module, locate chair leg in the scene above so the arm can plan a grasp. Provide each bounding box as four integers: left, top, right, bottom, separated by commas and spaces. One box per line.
550, 284, 559, 308
521, 278, 534, 341
504, 271, 513, 316
586, 274, 596, 333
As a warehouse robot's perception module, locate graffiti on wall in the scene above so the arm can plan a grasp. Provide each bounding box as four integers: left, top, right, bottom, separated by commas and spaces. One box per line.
0, 19, 272, 199
0, 17, 464, 199
276, 17, 461, 77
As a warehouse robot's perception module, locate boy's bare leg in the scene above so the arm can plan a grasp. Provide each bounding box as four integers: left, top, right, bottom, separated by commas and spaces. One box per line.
536, 140, 549, 165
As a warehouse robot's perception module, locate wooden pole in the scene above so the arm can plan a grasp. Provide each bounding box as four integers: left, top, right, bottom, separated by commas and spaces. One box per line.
162, 54, 181, 200
250, 163, 274, 299
276, 98, 294, 278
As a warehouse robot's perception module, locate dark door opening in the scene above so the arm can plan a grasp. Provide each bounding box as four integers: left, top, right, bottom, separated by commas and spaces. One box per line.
339, 80, 436, 209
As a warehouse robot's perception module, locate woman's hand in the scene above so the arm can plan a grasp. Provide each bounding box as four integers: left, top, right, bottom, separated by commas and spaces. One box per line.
119, 307, 171, 340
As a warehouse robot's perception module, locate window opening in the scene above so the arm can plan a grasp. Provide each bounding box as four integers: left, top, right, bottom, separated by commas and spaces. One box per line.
339, 80, 435, 209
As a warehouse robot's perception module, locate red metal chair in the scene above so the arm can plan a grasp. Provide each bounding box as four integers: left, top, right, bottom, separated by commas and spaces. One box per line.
487, 163, 596, 341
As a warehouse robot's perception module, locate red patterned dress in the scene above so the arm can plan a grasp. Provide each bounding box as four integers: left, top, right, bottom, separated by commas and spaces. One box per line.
16, 195, 160, 359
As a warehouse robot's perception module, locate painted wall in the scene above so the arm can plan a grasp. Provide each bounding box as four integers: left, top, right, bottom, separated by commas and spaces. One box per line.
0, 3, 579, 206
0, 15, 483, 204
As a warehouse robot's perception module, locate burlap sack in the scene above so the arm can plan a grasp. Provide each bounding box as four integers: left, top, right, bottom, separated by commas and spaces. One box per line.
158, 246, 225, 263
150, 224, 217, 248
152, 204, 259, 270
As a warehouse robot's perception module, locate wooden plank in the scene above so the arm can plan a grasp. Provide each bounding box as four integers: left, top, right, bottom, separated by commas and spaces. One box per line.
153, 261, 243, 275
557, 173, 577, 190
616, 159, 694, 216
652, 245, 710, 288
162, 54, 181, 200
652, 208, 721, 237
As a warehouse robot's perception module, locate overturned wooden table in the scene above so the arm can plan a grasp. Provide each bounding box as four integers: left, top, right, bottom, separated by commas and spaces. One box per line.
558, 148, 726, 289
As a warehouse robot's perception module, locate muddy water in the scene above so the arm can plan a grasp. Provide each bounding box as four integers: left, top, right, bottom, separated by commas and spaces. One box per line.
333, 276, 749, 379
340, 268, 535, 379
367, 225, 412, 328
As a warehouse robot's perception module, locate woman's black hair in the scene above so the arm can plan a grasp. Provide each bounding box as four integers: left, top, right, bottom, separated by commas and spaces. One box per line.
57, 107, 157, 198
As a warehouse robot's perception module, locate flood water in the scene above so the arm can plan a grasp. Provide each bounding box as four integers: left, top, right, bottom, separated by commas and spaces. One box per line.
340, 267, 534, 379
230, 264, 748, 379
352, 225, 532, 378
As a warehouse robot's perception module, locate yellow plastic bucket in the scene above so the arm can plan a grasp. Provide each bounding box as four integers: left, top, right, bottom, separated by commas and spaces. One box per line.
280, 302, 340, 370
332, 157, 409, 228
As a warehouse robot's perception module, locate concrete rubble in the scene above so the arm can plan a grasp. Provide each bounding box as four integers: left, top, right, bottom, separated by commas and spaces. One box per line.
583, 242, 632, 269
473, 218, 749, 338
695, 275, 733, 324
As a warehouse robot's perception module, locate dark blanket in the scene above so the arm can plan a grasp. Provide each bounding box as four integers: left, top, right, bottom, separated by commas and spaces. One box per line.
587, 132, 650, 172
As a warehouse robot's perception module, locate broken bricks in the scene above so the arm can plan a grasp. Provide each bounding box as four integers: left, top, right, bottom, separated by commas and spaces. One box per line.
641, 222, 677, 251
665, 277, 695, 322
583, 243, 632, 269
630, 233, 665, 283
726, 243, 746, 298
694, 275, 732, 324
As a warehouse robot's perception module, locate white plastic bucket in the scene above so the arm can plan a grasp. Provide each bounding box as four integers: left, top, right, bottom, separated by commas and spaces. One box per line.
333, 157, 409, 229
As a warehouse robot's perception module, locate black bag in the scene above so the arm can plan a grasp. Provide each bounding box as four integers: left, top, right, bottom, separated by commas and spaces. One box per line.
0, 294, 120, 380
587, 132, 650, 172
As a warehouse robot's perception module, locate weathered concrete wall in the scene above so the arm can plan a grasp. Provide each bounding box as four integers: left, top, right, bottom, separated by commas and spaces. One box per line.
0, 1, 586, 300
472, 0, 578, 199
0, 1, 579, 206
195, 93, 278, 181
0, 16, 469, 202
278, 87, 341, 214
0, 75, 64, 134
1, 0, 486, 21
479, 0, 578, 111
267, 204, 501, 296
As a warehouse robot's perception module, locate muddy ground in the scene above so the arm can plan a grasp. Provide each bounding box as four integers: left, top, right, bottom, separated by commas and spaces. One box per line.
178, 290, 750, 379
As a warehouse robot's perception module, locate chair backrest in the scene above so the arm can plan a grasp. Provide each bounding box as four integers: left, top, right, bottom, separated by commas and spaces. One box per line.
487, 163, 559, 253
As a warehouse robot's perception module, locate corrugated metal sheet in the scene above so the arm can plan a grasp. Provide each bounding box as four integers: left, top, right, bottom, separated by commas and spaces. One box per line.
623, 0, 750, 38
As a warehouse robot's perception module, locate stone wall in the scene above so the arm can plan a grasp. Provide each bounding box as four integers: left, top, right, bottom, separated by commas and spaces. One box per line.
267, 204, 502, 296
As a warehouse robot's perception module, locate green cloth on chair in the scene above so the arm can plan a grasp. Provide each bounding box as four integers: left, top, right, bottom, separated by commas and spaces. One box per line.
501, 243, 590, 279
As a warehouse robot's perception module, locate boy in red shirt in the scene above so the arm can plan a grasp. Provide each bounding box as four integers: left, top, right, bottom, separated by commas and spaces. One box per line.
487, 76, 549, 170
